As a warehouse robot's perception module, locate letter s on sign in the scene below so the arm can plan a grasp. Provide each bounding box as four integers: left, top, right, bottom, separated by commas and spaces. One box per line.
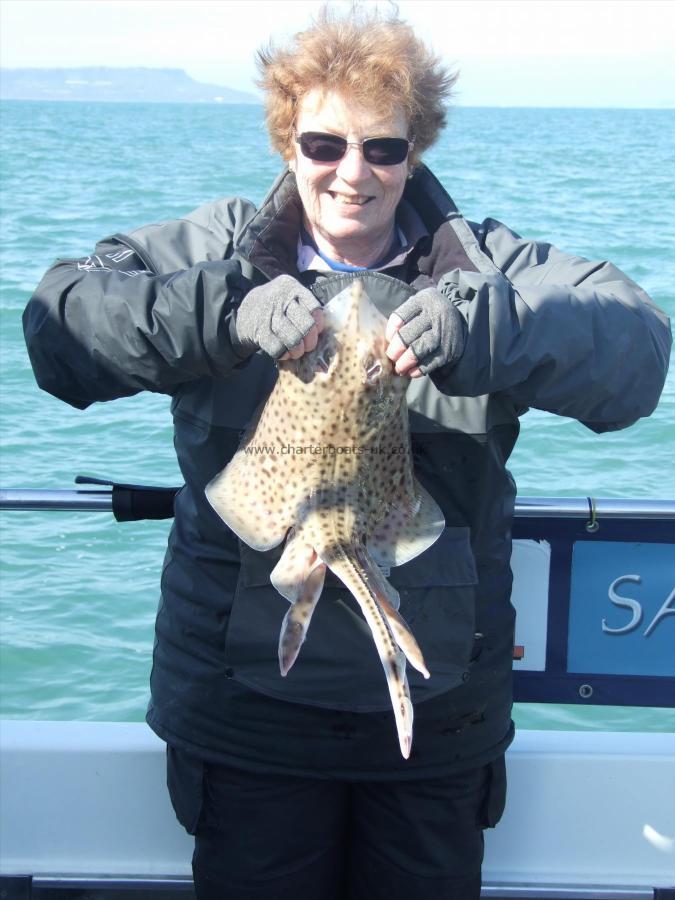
602, 575, 643, 635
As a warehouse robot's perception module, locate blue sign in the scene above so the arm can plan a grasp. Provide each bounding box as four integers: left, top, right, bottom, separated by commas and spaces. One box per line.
567, 542, 675, 677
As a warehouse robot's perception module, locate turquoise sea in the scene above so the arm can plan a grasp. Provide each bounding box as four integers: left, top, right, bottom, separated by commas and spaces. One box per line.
0, 101, 673, 731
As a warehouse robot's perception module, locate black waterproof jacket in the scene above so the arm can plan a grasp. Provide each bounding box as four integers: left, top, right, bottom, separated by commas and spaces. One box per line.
23, 166, 671, 777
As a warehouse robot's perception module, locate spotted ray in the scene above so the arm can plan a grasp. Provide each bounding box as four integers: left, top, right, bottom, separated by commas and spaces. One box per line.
206, 280, 445, 758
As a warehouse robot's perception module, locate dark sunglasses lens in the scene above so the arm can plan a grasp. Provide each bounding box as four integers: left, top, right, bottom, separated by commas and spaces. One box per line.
300, 133, 347, 162
298, 133, 410, 165
363, 138, 410, 165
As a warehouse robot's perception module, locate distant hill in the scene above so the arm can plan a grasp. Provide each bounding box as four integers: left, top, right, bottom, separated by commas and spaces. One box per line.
0, 67, 260, 104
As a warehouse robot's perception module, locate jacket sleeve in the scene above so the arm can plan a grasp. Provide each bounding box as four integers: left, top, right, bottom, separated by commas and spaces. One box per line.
432, 218, 672, 432
22, 198, 257, 410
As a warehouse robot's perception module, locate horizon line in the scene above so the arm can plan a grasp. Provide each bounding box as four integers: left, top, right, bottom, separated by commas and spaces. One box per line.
1, 97, 673, 111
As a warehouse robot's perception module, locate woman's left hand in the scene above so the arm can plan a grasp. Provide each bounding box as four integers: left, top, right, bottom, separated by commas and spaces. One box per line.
385, 287, 466, 378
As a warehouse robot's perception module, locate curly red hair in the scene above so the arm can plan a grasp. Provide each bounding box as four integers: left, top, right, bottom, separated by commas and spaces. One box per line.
256, 5, 458, 164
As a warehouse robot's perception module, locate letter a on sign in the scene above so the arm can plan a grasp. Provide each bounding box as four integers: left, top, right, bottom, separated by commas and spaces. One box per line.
644, 588, 675, 637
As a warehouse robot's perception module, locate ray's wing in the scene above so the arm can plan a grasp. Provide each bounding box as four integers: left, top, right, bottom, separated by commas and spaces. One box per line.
369, 478, 445, 568
205, 398, 310, 551
364, 410, 445, 568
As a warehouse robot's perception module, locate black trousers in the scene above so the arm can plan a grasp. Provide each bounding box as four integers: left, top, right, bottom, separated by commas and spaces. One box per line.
168, 748, 506, 900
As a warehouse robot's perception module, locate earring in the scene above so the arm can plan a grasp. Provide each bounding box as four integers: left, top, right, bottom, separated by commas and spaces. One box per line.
407, 167, 415, 180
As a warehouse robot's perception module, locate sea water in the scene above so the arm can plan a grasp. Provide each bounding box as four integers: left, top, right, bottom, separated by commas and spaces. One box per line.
0, 101, 673, 730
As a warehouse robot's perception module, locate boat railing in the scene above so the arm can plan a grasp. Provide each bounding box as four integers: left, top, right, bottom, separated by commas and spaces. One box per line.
2, 486, 675, 519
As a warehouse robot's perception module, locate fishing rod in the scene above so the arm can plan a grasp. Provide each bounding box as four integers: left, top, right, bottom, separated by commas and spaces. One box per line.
1, 477, 674, 523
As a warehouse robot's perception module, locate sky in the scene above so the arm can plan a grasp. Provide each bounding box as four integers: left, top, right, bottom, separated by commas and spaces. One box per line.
1, 0, 674, 108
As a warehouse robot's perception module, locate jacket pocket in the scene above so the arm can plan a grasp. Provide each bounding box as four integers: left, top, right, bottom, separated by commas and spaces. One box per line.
389, 526, 477, 702
223, 526, 477, 713
477, 754, 508, 829
166, 745, 205, 836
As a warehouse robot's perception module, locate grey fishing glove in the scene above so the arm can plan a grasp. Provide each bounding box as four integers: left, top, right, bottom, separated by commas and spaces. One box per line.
233, 275, 322, 360
392, 286, 467, 374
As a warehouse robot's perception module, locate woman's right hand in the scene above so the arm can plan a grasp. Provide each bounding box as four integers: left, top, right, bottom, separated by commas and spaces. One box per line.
234, 275, 324, 360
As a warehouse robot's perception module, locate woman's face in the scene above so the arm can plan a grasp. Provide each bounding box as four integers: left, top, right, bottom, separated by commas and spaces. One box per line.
290, 88, 411, 267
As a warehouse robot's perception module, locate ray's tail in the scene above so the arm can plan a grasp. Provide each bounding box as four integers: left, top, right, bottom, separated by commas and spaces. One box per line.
326, 547, 429, 759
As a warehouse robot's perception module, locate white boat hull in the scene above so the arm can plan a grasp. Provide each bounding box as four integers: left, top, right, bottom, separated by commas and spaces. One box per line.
1, 720, 673, 892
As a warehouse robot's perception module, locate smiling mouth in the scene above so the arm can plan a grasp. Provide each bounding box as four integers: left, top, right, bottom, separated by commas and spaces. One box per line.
328, 192, 373, 206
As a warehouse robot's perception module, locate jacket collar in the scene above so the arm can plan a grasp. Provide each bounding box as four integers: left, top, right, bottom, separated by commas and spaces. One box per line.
234, 164, 464, 281
234, 169, 304, 280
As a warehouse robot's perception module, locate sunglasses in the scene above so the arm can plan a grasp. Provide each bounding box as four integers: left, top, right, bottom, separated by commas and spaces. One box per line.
296, 132, 414, 166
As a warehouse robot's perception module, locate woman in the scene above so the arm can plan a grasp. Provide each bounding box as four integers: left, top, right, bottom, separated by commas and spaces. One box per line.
23, 8, 671, 899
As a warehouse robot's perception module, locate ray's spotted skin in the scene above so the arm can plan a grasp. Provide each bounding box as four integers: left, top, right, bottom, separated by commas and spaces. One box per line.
206, 281, 445, 758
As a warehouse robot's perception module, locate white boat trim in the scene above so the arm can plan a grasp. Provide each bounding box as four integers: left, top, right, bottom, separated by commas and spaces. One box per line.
1, 721, 674, 891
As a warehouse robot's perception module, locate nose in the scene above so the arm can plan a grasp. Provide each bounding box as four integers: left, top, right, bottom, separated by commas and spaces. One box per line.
335, 143, 371, 182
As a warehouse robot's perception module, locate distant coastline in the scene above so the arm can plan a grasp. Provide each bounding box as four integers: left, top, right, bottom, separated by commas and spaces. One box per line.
0, 67, 260, 104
